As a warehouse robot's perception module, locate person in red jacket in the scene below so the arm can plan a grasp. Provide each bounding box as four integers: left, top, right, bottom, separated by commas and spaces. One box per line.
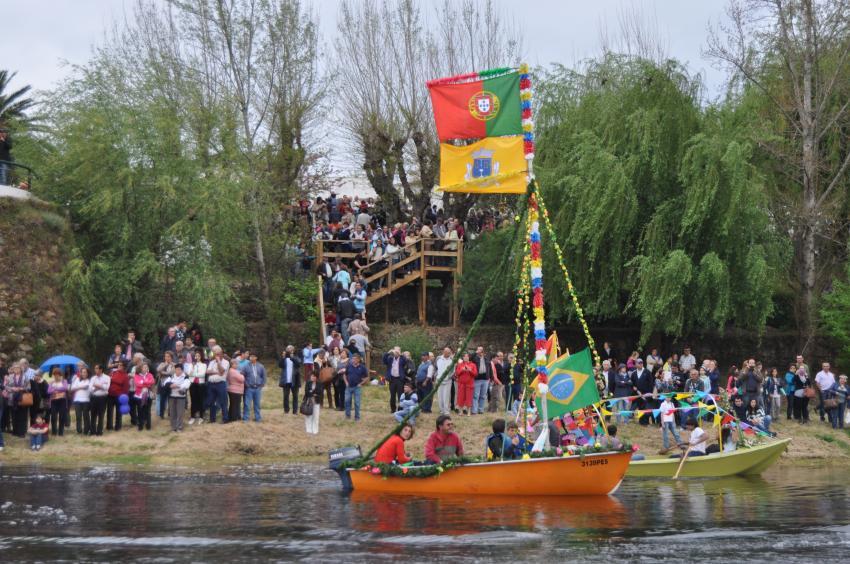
454, 353, 477, 416
133, 364, 156, 431
424, 415, 464, 464
374, 423, 414, 464
107, 361, 130, 431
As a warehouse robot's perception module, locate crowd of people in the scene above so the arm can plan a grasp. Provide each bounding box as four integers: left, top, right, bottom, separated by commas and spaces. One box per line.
597, 343, 849, 440
2, 325, 847, 460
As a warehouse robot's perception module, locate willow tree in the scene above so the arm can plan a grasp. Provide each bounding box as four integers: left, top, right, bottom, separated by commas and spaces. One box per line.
30, 0, 325, 352
535, 56, 787, 343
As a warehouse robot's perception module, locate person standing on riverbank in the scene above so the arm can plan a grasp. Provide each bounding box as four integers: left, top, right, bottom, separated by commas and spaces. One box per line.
156, 351, 176, 420
71, 367, 92, 435
793, 367, 811, 423
106, 361, 129, 431
815, 362, 836, 424
383, 347, 409, 414
343, 353, 367, 421
47, 369, 69, 437
164, 364, 190, 432
241, 353, 266, 423
188, 351, 206, 425
134, 364, 155, 431
278, 346, 301, 415
470, 346, 490, 415
303, 371, 322, 435
89, 365, 110, 436
454, 353, 476, 417
226, 361, 244, 423
206, 347, 229, 424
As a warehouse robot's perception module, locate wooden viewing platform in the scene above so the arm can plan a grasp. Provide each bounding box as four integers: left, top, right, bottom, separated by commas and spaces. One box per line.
315, 238, 464, 338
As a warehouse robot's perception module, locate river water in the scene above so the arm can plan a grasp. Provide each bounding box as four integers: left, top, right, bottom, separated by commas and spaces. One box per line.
0, 463, 848, 562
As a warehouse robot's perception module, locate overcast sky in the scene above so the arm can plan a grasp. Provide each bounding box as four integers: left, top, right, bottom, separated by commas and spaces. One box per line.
1, 0, 730, 173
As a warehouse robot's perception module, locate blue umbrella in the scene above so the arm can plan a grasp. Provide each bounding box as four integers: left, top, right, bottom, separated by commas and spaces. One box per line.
39, 355, 88, 373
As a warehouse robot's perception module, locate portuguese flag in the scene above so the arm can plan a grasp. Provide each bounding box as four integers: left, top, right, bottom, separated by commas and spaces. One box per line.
428, 68, 522, 141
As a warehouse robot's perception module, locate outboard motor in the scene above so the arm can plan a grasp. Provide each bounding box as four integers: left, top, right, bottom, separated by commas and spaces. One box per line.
329, 445, 362, 491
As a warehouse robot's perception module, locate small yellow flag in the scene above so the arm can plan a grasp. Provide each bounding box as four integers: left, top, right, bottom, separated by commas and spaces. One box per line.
439, 136, 528, 194
713, 414, 722, 427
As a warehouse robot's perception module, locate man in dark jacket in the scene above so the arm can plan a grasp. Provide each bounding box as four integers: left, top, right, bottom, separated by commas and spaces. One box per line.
632, 359, 655, 425
278, 346, 302, 415
470, 346, 491, 415
383, 347, 409, 413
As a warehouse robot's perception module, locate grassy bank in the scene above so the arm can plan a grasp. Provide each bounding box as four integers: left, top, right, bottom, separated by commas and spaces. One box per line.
1, 385, 849, 468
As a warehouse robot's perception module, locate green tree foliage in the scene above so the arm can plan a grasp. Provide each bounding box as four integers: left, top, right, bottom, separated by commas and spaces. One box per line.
465, 55, 789, 343
35, 50, 246, 352
821, 261, 850, 368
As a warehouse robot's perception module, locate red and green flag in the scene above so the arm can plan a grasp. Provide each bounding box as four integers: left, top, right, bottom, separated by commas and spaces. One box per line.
428, 68, 523, 141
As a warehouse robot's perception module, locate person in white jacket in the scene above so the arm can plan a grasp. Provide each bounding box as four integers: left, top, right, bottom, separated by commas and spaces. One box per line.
162, 364, 191, 432
71, 367, 93, 435
435, 347, 455, 416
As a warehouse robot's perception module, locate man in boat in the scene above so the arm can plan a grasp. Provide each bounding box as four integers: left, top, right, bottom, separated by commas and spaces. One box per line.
731, 395, 748, 422
672, 419, 708, 458
424, 415, 464, 464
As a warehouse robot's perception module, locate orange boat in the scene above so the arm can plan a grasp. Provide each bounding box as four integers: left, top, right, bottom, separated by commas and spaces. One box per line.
338, 451, 632, 496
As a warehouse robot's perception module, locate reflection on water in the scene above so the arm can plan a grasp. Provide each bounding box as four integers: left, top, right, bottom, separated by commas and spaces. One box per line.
0, 464, 848, 562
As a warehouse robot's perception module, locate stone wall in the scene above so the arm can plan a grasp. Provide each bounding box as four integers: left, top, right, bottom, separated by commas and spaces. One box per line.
0, 196, 79, 363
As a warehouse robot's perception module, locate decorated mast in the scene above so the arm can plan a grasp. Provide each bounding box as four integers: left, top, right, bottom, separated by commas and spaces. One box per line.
428, 63, 607, 447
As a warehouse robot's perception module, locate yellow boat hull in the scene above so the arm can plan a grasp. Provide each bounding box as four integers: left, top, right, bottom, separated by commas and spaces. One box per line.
626, 438, 791, 478
347, 451, 633, 496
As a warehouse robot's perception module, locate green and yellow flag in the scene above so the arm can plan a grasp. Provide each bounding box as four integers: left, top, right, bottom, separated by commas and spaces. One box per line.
534, 348, 599, 419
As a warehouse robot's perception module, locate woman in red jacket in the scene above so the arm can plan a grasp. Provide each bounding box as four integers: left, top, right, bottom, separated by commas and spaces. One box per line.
107, 360, 130, 431
374, 423, 414, 464
455, 353, 477, 416
133, 364, 156, 431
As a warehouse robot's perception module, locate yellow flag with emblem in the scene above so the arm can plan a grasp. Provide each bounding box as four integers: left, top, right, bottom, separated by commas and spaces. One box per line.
438, 136, 527, 194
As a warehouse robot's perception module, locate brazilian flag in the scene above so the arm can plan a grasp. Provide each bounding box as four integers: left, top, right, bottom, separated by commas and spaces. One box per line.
542, 348, 599, 419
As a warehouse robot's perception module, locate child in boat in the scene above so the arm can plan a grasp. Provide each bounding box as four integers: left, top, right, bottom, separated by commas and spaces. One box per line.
595, 424, 623, 450
374, 423, 414, 464
505, 421, 527, 458
486, 418, 510, 460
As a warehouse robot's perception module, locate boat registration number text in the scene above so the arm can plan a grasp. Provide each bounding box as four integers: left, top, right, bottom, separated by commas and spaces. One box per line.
580, 458, 608, 467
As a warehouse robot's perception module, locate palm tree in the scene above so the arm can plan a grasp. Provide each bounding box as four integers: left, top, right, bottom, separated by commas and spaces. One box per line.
0, 70, 34, 127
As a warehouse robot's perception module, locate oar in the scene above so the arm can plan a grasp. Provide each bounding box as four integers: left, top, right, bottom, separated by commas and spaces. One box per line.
672, 446, 692, 480
657, 442, 687, 456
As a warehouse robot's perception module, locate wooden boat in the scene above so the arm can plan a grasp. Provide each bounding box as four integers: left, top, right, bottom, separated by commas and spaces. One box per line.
341, 451, 633, 496
626, 438, 791, 478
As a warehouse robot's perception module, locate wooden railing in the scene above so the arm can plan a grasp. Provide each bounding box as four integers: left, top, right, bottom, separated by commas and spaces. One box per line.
315, 238, 464, 341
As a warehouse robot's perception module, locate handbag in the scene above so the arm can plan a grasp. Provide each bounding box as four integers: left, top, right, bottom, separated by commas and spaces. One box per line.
803, 387, 816, 399
18, 392, 34, 407
823, 398, 839, 409
299, 397, 314, 416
